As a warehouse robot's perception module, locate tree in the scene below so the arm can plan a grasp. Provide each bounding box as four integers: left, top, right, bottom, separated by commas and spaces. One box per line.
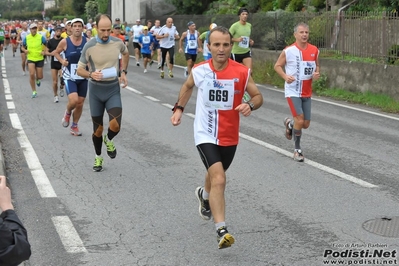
85, 0, 98, 20
166, 0, 215, 14
72, 0, 87, 16
97, 0, 109, 13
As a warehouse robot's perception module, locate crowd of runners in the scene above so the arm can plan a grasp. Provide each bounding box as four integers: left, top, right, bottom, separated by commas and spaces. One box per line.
0, 8, 319, 252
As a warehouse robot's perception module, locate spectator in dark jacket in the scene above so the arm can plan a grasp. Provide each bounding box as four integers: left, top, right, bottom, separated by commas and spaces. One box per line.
0, 175, 31, 266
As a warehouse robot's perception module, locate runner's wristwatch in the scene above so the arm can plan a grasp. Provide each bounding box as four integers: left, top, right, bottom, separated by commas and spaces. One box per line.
247, 101, 254, 111
122, 69, 128, 74
172, 102, 184, 113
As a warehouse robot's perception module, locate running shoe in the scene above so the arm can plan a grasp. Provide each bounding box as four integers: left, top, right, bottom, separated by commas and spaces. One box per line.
13, 53, 15, 57
149, 60, 154, 67
36, 79, 41, 87
195, 187, 212, 220
160, 71, 164, 79
283, 117, 293, 140
62, 111, 71, 127
70, 126, 82, 136
103, 135, 117, 159
136, 62, 140, 67
93, 156, 104, 172
157, 63, 161, 69
293, 149, 304, 162
168, 70, 173, 78
144, 69, 147, 73
22, 71, 26, 76
31, 91, 37, 98
217, 226, 235, 249
54, 96, 59, 103
59, 88, 64, 97
184, 67, 188, 78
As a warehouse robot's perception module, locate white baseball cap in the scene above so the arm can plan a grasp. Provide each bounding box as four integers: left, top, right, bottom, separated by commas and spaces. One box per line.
71, 18, 84, 26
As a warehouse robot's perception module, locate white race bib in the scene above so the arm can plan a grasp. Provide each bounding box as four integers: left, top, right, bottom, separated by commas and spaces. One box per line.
238, 36, 249, 48
202, 79, 234, 110
143, 36, 150, 44
188, 39, 197, 49
70, 64, 84, 80
298, 61, 316, 80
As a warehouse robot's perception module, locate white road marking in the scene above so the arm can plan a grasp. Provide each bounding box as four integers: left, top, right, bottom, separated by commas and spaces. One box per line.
162, 103, 174, 109
51, 216, 87, 253
9, 113, 57, 197
6, 101, 15, 109
125, 86, 143, 94
1, 54, 90, 255
239, 133, 377, 188
144, 95, 160, 102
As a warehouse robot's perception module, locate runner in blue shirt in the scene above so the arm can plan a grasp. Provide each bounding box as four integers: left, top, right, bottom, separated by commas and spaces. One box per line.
179, 21, 202, 77
138, 26, 155, 73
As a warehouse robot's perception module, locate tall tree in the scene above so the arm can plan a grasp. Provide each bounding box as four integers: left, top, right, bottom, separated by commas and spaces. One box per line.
166, 0, 215, 14
72, 0, 87, 16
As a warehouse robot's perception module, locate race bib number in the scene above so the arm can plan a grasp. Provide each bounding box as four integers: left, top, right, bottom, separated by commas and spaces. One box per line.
188, 40, 197, 49
0, 32, 3, 37
142, 36, 150, 44
298, 61, 316, 80
238, 36, 249, 48
70, 64, 84, 80
203, 79, 234, 110
169, 35, 174, 41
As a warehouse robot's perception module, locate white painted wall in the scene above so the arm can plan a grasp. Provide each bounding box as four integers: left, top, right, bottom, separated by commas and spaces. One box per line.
44, 0, 55, 9
111, 0, 140, 24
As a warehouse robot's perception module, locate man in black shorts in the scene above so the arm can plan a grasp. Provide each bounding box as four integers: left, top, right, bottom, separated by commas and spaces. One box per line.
46, 26, 64, 103
21, 23, 47, 98
229, 7, 254, 70
171, 26, 263, 249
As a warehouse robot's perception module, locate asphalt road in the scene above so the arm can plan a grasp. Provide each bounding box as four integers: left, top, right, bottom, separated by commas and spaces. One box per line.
1, 49, 399, 266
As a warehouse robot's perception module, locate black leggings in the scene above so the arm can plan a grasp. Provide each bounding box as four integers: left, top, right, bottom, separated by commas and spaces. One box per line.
160, 47, 175, 69
196, 143, 237, 170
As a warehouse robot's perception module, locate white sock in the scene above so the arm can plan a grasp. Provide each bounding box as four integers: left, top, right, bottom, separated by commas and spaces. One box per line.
215, 222, 226, 231
202, 189, 209, 200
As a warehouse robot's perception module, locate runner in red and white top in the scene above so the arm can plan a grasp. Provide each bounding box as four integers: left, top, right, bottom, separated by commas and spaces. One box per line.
171, 26, 263, 250
274, 22, 320, 162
